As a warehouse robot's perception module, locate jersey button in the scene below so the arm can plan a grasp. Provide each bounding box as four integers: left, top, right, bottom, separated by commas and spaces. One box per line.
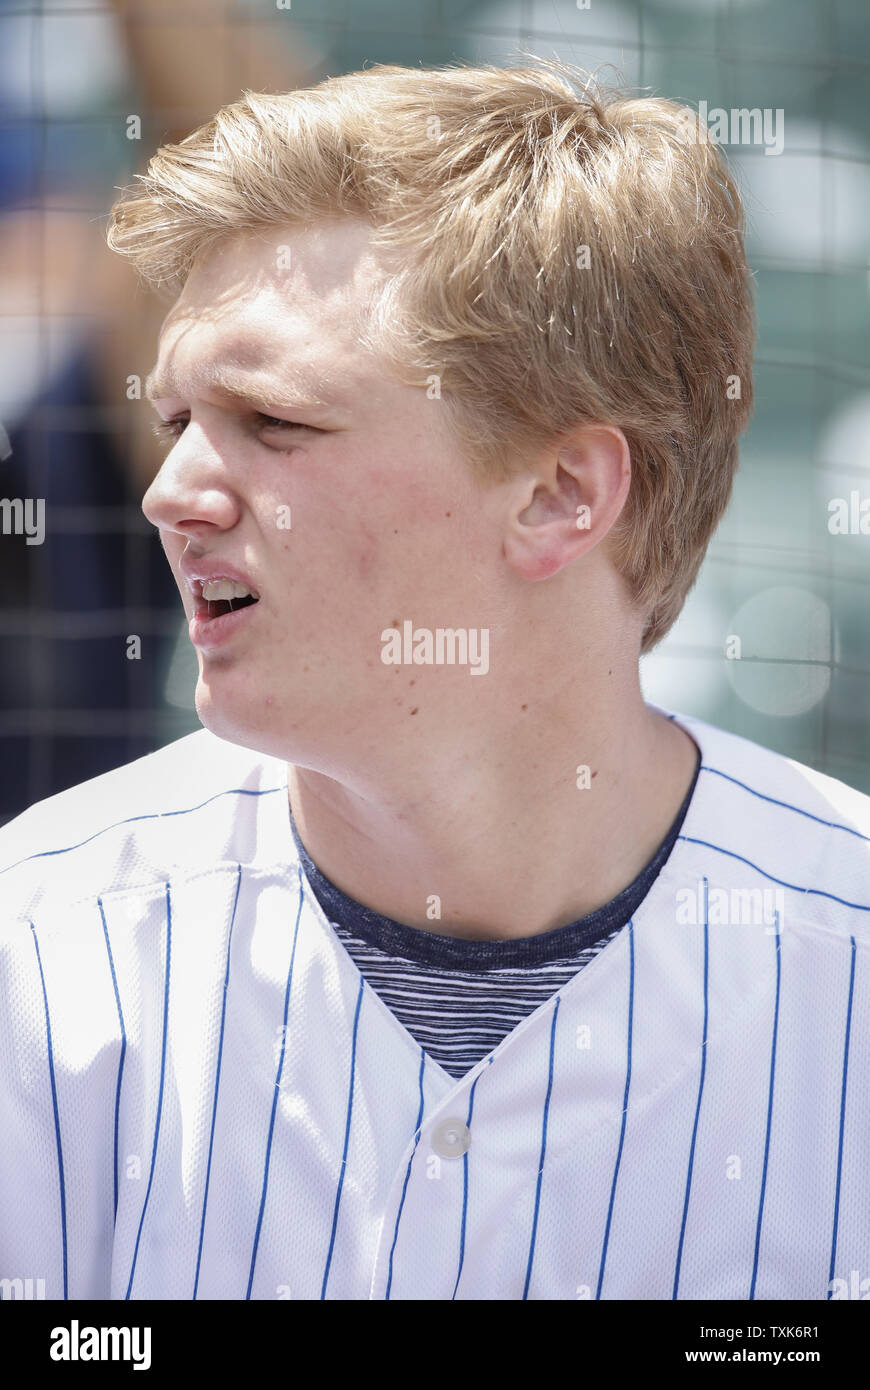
432, 1118, 471, 1159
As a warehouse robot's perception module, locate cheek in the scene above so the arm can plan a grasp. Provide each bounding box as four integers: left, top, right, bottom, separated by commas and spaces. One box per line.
285, 467, 418, 575
347, 511, 446, 595
276, 445, 478, 606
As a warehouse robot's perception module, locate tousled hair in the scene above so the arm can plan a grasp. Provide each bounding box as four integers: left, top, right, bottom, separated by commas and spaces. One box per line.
107, 56, 754, 651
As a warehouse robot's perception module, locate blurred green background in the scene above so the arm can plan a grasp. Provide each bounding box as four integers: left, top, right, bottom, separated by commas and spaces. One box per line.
1, 0, 868, 819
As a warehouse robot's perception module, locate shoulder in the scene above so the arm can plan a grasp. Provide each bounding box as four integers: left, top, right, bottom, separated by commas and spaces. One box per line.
0, 730, 291, 919
678, 707, 870, 832
667, 705, 870, 941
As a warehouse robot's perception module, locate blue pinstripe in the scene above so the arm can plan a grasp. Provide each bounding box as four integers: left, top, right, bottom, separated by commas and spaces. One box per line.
749, 913, 781, 1300
385, 1047, 427, 1301
97, 897, 127, 1225
0, 785, 285, 877
827, 936, 857, 1298
596, 919, 635, 1301
673, 881, 710, 1300
30, 922, 68, 1299
6, 758, 863, 883
678, 835, 870, 913
321, 974, 366, 1299
193, 863, 243, 1300
451, 1057, 493, 1301
7, 722, 867, 1304
246, 868, 305, 1300
124, 882, 172, 1300
702, 765, 870, 843
523, 996, 561, 1300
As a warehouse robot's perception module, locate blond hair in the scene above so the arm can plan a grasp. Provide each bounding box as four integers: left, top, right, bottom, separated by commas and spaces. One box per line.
107, 57, 754, 651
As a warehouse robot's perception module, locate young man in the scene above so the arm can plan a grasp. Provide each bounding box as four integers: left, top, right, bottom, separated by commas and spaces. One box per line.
1, 61, 867, 1302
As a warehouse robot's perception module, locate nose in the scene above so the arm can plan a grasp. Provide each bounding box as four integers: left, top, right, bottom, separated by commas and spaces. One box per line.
142, 420, 241, 537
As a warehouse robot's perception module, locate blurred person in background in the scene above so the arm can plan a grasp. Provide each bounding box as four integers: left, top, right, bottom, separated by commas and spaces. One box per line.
0, 0, 324, 821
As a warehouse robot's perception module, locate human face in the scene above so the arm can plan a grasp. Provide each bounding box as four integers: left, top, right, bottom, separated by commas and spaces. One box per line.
142, 219, 502, 775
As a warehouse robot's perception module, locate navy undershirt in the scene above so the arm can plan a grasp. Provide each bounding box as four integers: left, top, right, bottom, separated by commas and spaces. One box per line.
290, 746, 701, 1077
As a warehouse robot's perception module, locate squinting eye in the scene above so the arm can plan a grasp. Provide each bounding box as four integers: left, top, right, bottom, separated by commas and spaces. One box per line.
151, 414, 313, 444
152, 418, 186, 443
256, 414, 311, 433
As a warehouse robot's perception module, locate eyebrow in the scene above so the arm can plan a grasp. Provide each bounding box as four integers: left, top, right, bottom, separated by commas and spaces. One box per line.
144, 362, 345, 415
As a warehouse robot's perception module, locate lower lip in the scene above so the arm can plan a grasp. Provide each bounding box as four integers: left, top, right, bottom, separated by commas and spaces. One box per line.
188, 602, 260, 650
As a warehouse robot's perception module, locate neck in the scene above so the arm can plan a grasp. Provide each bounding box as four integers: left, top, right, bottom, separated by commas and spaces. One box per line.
287, 674, 699, 941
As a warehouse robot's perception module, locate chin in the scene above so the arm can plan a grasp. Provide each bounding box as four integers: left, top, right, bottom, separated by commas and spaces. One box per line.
195, 681, 264, 750
193, 677, 300, 763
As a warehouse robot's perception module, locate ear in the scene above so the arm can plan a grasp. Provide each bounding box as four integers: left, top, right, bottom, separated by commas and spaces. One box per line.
503, 425, 631, 582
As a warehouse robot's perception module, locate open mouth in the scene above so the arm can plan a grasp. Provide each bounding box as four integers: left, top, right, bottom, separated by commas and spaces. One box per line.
204, 594, 258, 619
197, 578, 260, 621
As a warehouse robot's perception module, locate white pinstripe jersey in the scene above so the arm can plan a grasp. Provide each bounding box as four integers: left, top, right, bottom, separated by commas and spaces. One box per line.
1, 705, 868, 1301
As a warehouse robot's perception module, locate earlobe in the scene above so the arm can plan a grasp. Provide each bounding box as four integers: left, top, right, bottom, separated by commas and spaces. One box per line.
503, 527, 568, 581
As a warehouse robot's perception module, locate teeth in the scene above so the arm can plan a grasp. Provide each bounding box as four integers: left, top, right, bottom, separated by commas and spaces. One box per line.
201, 578, 259, 602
